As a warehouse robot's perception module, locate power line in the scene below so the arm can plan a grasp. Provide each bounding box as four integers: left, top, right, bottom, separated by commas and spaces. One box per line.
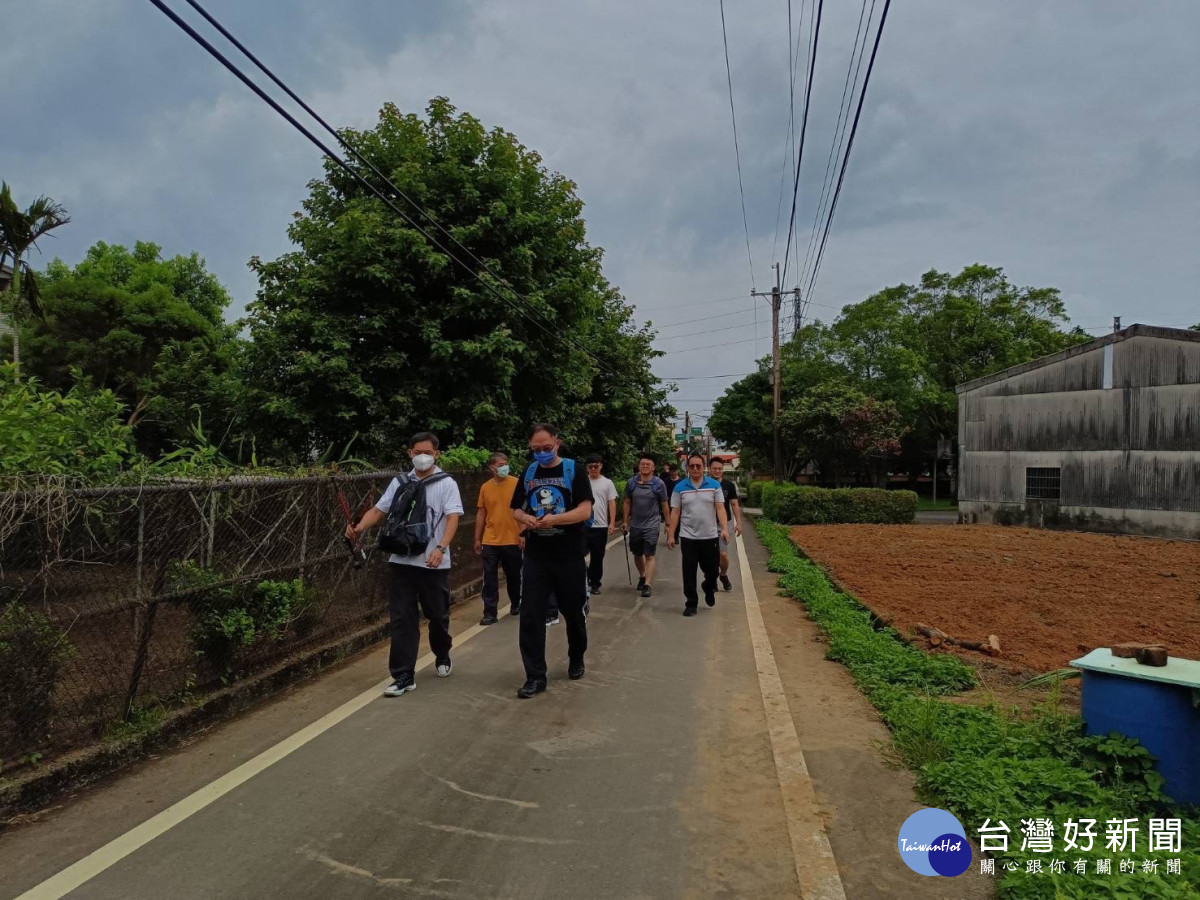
657, 371, 756, 380
720, 0, 756, 293
636, 293, 751, 314
152, 0, 622, 379
804, 0, 893, 299
658, 335, 761, 354
770, 0, 807, 266
797, 0, 875, 304
779, 0, 823, 289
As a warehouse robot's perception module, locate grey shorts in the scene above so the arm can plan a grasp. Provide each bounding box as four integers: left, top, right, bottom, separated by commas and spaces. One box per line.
628, 528, 660, 557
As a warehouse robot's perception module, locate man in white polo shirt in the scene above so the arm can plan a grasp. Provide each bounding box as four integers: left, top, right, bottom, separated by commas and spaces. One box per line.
666, 452, 729, 617
345, 431, 464, 696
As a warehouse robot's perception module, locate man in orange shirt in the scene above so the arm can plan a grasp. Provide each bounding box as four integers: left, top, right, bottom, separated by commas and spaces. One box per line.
474, 451, 523, 625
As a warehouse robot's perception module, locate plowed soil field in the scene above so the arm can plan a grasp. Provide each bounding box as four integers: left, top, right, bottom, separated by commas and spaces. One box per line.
789, 525, 1200, 674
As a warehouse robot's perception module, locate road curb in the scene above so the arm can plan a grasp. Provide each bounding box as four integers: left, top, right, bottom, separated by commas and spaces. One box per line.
0, 575, 484, 825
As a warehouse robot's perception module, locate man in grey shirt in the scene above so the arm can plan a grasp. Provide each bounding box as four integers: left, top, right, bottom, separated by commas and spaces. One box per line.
621, 453, 670, 598
666, 453, 729, 616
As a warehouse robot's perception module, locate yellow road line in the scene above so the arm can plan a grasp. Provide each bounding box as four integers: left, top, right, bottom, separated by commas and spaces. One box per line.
735, 533, 847, 900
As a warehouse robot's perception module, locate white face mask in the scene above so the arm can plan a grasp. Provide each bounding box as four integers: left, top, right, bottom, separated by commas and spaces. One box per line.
411, 453, 436, 472
496, 464, 511, 478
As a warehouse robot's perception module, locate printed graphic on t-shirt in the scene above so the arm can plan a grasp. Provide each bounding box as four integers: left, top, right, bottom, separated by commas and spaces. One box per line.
525, 473, 571, 534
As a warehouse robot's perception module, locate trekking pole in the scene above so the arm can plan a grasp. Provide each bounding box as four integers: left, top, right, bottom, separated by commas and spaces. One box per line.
622, 529, 633, 585
336, 486, 368, 569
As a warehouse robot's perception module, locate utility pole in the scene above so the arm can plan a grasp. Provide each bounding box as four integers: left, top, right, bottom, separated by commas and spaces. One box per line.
684, 410, 691, 456
751, 264, 783, 482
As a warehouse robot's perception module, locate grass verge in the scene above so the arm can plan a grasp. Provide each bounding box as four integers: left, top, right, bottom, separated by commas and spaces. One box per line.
755, 518, 1199, 899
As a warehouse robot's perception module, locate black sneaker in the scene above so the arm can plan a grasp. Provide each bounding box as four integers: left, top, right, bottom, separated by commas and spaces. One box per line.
383, 675, 416, 697
480, 614, 499, 626
720, 575, 733, 592
705, 592, 716, 607
683, 606, 697, 617
640, 584, 652, 598
510, 604, 521, 616
583, 598, 590, 617
568, 660, 585, 680
546, 613, 560, 627
590, 584, 602, 595
517, 678, 547, 699
636, 577, 646, 592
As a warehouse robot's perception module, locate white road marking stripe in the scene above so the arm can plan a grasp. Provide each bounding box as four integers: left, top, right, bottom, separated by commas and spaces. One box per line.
735, 533, 847, 900
18, 622, 489, 900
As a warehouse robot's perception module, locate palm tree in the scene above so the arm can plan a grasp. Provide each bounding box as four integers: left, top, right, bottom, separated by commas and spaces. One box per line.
0, 181, 70, 378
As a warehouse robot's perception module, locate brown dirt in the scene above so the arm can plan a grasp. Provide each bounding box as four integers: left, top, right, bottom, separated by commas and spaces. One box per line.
789, 525, 1200, 674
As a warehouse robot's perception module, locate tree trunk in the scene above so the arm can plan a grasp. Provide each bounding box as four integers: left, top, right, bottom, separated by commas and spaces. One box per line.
5, 249, 21, 379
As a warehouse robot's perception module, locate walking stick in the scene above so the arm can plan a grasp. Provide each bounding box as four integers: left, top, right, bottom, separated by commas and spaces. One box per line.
622, 529, 633, 585
336, 487, 368, 569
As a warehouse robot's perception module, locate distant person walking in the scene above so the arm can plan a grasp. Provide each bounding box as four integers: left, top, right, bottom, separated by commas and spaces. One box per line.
584, 453, 618, 595
510, 424, 594, 698
346, 432, 464, 696
666, 453, 728, 616
622, 453, 670, 598
474, 451, 522, 625
707, 457, 742, 591
662, 461, 682, 495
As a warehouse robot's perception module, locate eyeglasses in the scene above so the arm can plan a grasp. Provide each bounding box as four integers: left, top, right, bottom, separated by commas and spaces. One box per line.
529, 444, 556, 453
687, 463, 704, 470
587, 464, 602, 469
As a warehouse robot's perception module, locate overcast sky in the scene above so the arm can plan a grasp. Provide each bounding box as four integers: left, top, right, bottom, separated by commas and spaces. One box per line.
4, 0, 1198, 426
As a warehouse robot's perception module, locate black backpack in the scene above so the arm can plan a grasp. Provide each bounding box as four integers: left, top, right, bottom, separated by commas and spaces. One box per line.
378, 473, 450, 556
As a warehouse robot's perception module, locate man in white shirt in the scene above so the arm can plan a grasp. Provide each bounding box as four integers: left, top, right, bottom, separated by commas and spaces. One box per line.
666, 453, 729, 617
345, 431, 464, 696
584, 453, 618, 595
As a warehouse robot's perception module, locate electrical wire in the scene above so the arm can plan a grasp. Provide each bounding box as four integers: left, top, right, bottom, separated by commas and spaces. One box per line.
779, 0, 823, 289
797, 0, 875, 299
720, 0, 756, 293
770, 0, 807, 266
151, 0, 622, 379
804, 0, 893, 299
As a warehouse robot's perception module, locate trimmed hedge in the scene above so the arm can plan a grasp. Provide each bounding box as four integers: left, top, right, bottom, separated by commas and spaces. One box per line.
761, 485, 916, 525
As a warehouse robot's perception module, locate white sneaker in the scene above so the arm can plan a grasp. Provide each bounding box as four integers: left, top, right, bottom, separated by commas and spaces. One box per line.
384, 678, 415, 697
545, 614, 560, 627
436, 659, 452, 678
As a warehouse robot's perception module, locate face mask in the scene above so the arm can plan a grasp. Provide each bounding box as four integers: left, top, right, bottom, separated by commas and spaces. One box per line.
533, 449, 557, 466
411, 453, 436, 472
496, 464, 511, 478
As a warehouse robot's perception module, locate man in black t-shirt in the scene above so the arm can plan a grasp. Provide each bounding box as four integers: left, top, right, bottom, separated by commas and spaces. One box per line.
708, 458, 742, 591
510, 423, 594, 698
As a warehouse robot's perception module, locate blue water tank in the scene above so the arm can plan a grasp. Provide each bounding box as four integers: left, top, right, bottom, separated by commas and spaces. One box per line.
1072, 649, 1200, 805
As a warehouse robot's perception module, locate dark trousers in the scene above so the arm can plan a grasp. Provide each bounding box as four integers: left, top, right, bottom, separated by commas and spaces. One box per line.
680, 537, 720, 609
481, 543, 522, 615
388, 563, 452, 679
585, 527, 609, 588
519, 553, 587, 680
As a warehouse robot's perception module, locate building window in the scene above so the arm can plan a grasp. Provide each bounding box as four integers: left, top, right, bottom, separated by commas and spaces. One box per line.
1026, 467, 1061, 501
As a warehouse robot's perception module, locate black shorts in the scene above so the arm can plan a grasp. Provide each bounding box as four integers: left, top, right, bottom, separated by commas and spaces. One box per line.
628, 528, 660, 557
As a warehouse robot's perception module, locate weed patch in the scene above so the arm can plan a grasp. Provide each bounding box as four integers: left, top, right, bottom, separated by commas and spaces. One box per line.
755, 518, 1200, 899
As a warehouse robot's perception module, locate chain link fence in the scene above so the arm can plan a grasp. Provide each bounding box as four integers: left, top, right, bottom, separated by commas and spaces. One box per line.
0, 470, 488, 769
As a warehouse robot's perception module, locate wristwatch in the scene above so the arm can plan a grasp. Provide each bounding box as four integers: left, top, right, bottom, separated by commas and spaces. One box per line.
434, 544, 447, 552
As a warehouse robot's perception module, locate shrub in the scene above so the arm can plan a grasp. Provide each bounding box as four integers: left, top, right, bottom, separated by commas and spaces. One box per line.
755, 518, 1200, 899
168, 561, 313, 672
762, 485, 916, 525
0, 601, 75, 742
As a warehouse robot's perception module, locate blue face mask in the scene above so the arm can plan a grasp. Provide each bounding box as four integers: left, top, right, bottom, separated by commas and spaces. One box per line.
533, 449, 557, 466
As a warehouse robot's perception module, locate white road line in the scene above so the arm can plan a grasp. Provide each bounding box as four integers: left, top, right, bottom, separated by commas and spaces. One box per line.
18, 622, 489, 900
735, 534, 847, 900
23, 534, 623, 898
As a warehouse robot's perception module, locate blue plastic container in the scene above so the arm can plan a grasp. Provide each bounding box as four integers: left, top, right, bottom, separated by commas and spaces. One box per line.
1072, 649, 1200, 805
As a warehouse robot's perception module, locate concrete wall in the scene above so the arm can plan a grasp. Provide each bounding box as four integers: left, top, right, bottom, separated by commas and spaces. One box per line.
957, 327, 1200, 540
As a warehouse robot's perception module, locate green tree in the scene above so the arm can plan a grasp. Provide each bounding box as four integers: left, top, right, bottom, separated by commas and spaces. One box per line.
243, 98, 668, 466
0, 182, 70, 378
780, 382, 906, 487
23, 241, 244, 456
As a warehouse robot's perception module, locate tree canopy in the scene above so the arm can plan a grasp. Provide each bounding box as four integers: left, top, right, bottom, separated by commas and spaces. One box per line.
22, 241, 243, 456
709, 264, 1090, 484
243, 98, 670, 469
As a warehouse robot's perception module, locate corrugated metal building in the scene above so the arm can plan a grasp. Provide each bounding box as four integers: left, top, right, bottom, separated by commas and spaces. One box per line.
956, 324, 1200, 540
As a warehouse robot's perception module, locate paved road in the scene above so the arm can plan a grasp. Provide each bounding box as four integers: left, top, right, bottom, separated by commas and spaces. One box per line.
8, 534, 811, 899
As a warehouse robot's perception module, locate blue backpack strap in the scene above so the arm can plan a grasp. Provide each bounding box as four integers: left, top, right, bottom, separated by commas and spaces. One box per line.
524, 461, 539, 494
562, 457, 575, 484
